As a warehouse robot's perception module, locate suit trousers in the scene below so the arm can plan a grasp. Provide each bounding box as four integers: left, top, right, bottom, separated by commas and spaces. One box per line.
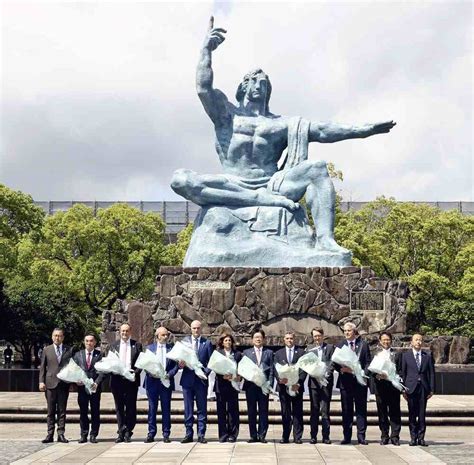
246, 384, 269, 440
279, 389, 304, 441
146, 384, 172, 438
407, 383, 428, 440
340, 383, 368, 441
183, 382, 208, 438
111, 377, 138, 435
216, 391, 240, 441
309, 384, 332, 440
45, 384, 70, 436
77, 387, 101, 437
375, 389, 401, 440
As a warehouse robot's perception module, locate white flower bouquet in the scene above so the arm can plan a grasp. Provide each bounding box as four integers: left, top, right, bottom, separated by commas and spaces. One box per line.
95, 350, 135, 382
368, 352, 405, 391
166, 341, 207, 380
135, 349, 170, 388
331, 345, 368, 386
275, 363, 301, 397
207, 350, 240, 391
57, 359, 95, 394
297, 351, 328, 387
237, 356, 274, 395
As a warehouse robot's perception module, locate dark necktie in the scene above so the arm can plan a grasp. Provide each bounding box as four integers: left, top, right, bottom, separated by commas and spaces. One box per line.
288, 348, 293, 364
350, 341, 355, 352
56, 345, 61, 363
416, 352, 421, 370
86, 352, 92, 369
194, 338, 199, 354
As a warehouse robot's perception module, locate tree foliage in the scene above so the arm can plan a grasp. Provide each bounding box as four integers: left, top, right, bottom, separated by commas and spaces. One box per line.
336, 197, 474, 336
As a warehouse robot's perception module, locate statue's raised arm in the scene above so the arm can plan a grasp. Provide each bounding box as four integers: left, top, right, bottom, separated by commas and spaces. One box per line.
196, 17, 230, 127
309, 120, 396, 143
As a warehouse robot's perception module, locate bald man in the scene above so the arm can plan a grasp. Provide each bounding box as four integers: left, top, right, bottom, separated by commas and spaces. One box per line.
144, 327, 178, 443
108, 323, 143, 443
400, 334, 435, 447
179, 320, 213, 443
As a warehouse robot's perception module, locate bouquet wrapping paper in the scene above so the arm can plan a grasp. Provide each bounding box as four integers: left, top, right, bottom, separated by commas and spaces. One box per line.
95, 350, 135, 382
368, 351, 405, 391
135, 349, 170, 388
166, 341, 207, 380
331, 345, 368, 386
207, 350, 240, 391
237, 356, 274, 395
57, 359, 95, 394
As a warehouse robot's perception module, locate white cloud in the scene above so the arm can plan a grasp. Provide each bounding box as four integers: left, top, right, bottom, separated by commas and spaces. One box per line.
1, 1, 472, 201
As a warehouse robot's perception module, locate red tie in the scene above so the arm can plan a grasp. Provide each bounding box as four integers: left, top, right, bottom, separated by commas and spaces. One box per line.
86, 352, 92, 369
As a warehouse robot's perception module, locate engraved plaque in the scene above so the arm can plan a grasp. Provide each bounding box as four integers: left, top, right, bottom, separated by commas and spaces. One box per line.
350, 291, 385, 311
187, 281, 231, 291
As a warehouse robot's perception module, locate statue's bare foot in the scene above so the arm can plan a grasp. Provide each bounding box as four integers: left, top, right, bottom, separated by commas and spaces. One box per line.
315, 236, 350, 254
256, 190, 299, 211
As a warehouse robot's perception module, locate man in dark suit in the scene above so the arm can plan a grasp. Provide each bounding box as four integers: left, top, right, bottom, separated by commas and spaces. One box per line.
73, 334, 105, 443
109, 323, 143, 443
306, 327, 335, 444
274, 331, 306, 444
179, 320, 213, 444
400, 333, 435, 447
334, 322, 372, 445
144, 327, 178, 443
370, 331, 402, 446
242, 329, 274, 443
39, 328, 72, 443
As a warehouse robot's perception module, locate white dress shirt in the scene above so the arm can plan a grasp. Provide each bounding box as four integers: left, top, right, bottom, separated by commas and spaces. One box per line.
120, 339, 132, 370
156, 343, 167, 368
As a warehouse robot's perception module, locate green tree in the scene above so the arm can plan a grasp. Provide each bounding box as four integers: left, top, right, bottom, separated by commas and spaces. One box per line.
335, 197, 474, 336
166, 223, 194, 265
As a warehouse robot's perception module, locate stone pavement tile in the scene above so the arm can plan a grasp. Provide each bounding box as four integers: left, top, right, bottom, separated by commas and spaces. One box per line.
428, 444, 474, 464
356, 444, 407, 465
317, 444, 372, 464
386, 444, 445, 463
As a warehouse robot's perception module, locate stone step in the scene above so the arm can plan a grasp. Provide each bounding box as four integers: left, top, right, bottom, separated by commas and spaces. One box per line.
1, 413, 473, 426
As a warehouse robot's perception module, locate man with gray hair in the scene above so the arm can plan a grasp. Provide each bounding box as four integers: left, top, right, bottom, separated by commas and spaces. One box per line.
333, 322, 372, 445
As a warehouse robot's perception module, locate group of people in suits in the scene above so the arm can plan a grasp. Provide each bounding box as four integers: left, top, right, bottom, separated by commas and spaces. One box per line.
39, 321, 436, 447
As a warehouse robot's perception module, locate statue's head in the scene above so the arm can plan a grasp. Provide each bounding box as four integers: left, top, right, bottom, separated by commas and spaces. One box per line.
236, 68, 272, 108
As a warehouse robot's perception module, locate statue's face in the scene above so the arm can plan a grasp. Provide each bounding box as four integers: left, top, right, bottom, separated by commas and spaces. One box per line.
245, 74, 268, 103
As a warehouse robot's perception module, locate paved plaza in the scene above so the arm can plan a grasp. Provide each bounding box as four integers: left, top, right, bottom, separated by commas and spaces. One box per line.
1, 394, 473, 464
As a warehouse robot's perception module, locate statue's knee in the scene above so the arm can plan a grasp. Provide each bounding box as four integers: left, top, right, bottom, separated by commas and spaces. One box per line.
171, 169, 192, 193
310, 160, 329, 177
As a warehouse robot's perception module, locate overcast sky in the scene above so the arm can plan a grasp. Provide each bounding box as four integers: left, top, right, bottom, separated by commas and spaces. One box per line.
1, 1, 472, 201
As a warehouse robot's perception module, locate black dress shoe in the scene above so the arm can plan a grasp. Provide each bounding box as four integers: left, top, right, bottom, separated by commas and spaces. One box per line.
78, 436, 88, 444
57, 434, 69, 443
294, 439, 303, 444
409, 439, 417, 446
227, 437, 236, 443
340, 439, 351, 445
42, 435, 54, 444
358, 439, 368, 445
163, 437, 171, 443
197, 437, 207, 444
181, 436, 193, 443
279, 439, 289, 444
310, 438, 317, 444
115, 436, 124, 443
418, 439, 428, 447
322, 438, 332, 445
247, 438, 258, 443
124, 432, 132, 443
144, 435, 154, 443
89, 436, 98, 444
260, 438, 268, 443
219, 437, 228, 443
391, 438, 400, 446
380, 438, 389, 445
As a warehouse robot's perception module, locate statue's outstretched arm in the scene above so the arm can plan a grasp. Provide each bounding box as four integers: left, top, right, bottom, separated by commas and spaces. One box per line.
196, 17, 230, 126
309, 120, 396, 143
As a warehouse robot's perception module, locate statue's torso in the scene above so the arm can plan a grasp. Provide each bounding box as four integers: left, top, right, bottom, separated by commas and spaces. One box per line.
215, 113, 289, 179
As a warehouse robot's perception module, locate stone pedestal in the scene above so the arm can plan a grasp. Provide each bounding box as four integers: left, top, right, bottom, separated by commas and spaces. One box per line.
151, 266, 407, 345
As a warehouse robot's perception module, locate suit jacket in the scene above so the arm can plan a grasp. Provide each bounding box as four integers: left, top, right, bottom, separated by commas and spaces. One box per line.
214, 348, 242, 396
274, 346, 306, 395
334, 337, 372, 390
73, 349, 105, 387
143, 342, 178, 392
180, 336, 213, 388
39, 344, 72, 389
306, 342, 335, 388
108, 339, 143, 385
369, 348, 401, 396
242, 347, 274, 391
400, 349, 435, 395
